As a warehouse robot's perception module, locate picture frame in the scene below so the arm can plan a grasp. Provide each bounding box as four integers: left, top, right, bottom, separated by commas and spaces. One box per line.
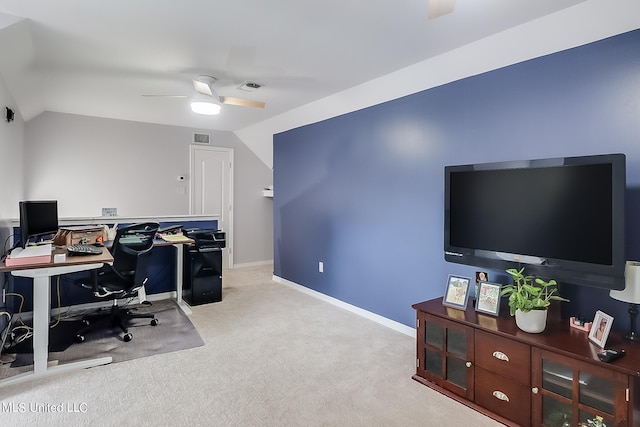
443, 274, 471, 310
589, 310, 614, 348
475, 271, 489, 299
475, 282, 502, 316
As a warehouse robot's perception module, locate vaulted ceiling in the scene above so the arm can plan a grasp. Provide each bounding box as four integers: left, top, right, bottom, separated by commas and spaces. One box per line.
0, 0, 587, 132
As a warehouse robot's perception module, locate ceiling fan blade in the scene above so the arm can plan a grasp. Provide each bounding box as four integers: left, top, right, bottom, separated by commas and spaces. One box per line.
428, 0, 456, 19
220, 96, 265, 109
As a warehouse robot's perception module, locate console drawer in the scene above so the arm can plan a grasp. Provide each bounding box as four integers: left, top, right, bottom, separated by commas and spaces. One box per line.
475, 330, 530, 385
475, 367, 531, 427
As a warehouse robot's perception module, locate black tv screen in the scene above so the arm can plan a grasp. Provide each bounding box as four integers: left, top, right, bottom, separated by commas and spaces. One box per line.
444, 154, 626, 290
19, 200, 59, 248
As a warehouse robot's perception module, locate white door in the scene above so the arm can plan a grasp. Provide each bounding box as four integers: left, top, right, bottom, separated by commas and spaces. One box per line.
190, 146, 234, 268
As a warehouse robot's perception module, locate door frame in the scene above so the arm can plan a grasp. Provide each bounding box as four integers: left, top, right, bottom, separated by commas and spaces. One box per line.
189, 145, 234, 269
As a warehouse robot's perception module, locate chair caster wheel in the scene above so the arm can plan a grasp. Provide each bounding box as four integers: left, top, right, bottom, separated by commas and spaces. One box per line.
123, 333, 133, 342
75, 334, 85, 343
150, 318, 159, 326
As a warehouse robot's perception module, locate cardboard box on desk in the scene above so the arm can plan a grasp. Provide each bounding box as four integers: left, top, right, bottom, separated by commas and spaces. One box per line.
5, 244, 52, 266
54, 226, 107, 246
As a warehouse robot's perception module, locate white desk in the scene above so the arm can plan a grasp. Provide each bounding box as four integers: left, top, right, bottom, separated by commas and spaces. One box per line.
0, 248, 114, 387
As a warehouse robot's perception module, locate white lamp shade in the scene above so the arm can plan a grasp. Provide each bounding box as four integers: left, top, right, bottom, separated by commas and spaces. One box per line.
190, 100, 221, 115
610, 261, 640, 304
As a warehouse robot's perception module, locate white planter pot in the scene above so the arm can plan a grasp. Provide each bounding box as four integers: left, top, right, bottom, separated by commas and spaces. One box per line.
515, 309, 548, 333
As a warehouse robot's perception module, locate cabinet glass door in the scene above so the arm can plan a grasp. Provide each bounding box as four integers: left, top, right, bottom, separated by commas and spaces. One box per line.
446, 356, 467, 388
447, 328, 467, 357
577, 371, 615, 427
542, 360, 572, 400
541, 359, 573, 427
425, 321, 443, 349
445, 328, 468, 388
419, 314, 473, 399
542, 395, 572, 427
424, 347, 442, 376
423, 321, 443, 376
538, 353, 619, 427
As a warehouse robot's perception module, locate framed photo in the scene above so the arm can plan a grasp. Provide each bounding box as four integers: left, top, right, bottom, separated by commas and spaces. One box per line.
475, 282, 502, 316
589, 310, 614, 348
475, 271, 489, 298
443, 275, 471, 310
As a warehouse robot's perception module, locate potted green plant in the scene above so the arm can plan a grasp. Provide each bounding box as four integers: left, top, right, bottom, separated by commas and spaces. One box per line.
500, 267, 569, 333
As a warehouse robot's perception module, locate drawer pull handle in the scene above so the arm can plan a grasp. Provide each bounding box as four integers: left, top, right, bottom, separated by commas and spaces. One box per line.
492, 351, 509, 362
465, 362, 472, 368
492, 391, 510, 402
532, 387, 539, 394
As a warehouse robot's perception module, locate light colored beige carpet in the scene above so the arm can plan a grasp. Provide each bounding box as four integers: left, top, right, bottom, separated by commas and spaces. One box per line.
0, 264, 504, 426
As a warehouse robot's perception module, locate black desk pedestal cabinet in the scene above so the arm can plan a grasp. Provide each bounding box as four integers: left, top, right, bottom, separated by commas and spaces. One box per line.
182, 229, 225, 306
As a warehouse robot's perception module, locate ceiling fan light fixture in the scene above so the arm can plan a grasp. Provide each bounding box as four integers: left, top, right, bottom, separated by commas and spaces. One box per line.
191, 100, 221, 115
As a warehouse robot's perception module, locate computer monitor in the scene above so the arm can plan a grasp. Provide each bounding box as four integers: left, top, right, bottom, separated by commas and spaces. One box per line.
19, 200, 59, 248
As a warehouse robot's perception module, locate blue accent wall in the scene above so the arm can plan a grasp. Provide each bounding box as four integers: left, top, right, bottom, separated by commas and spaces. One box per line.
273, 30, 640, 330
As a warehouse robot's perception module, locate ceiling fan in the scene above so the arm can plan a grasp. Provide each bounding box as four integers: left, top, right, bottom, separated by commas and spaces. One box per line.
143, 75, 265, 115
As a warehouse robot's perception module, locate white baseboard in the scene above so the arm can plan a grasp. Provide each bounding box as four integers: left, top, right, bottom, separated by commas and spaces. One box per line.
233, 259, 274, 269
272, 275, 416, 338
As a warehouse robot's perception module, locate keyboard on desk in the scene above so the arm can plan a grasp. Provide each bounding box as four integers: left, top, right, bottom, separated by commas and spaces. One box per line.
66, 244, 103, 256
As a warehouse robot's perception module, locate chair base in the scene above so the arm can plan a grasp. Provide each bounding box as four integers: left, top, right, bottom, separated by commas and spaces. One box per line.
75, 304, 159, 343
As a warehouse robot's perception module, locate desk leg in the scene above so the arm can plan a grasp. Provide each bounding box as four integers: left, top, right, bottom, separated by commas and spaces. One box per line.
31, 276, 50, 375
0, 276, 112, 388
174, 244, 192, 315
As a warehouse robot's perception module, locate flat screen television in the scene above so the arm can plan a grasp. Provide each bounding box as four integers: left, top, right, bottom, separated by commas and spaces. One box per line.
444, 153, 626, 290
19, 200, 59, 248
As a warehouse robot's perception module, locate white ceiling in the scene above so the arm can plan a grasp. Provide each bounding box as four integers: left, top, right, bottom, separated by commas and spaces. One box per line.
0, 0, 586, 132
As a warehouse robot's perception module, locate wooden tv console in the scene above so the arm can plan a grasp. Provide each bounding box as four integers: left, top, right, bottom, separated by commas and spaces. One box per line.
412, 297, 640, 427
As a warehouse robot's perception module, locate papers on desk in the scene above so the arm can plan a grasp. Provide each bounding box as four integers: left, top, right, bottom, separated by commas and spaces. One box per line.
159, 234, 192, 243
5, 244, 52, 266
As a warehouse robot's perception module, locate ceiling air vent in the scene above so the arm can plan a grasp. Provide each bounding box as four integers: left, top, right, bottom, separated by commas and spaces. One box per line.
193, 133, 211, 145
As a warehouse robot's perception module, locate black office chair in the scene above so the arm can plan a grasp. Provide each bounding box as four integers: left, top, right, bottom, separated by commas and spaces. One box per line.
74, 222, 160, 343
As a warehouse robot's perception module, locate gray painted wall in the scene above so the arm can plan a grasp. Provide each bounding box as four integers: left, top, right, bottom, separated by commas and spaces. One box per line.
0, 73, 23, 340
23, 112, 273, 266
0, 75, 23, 254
